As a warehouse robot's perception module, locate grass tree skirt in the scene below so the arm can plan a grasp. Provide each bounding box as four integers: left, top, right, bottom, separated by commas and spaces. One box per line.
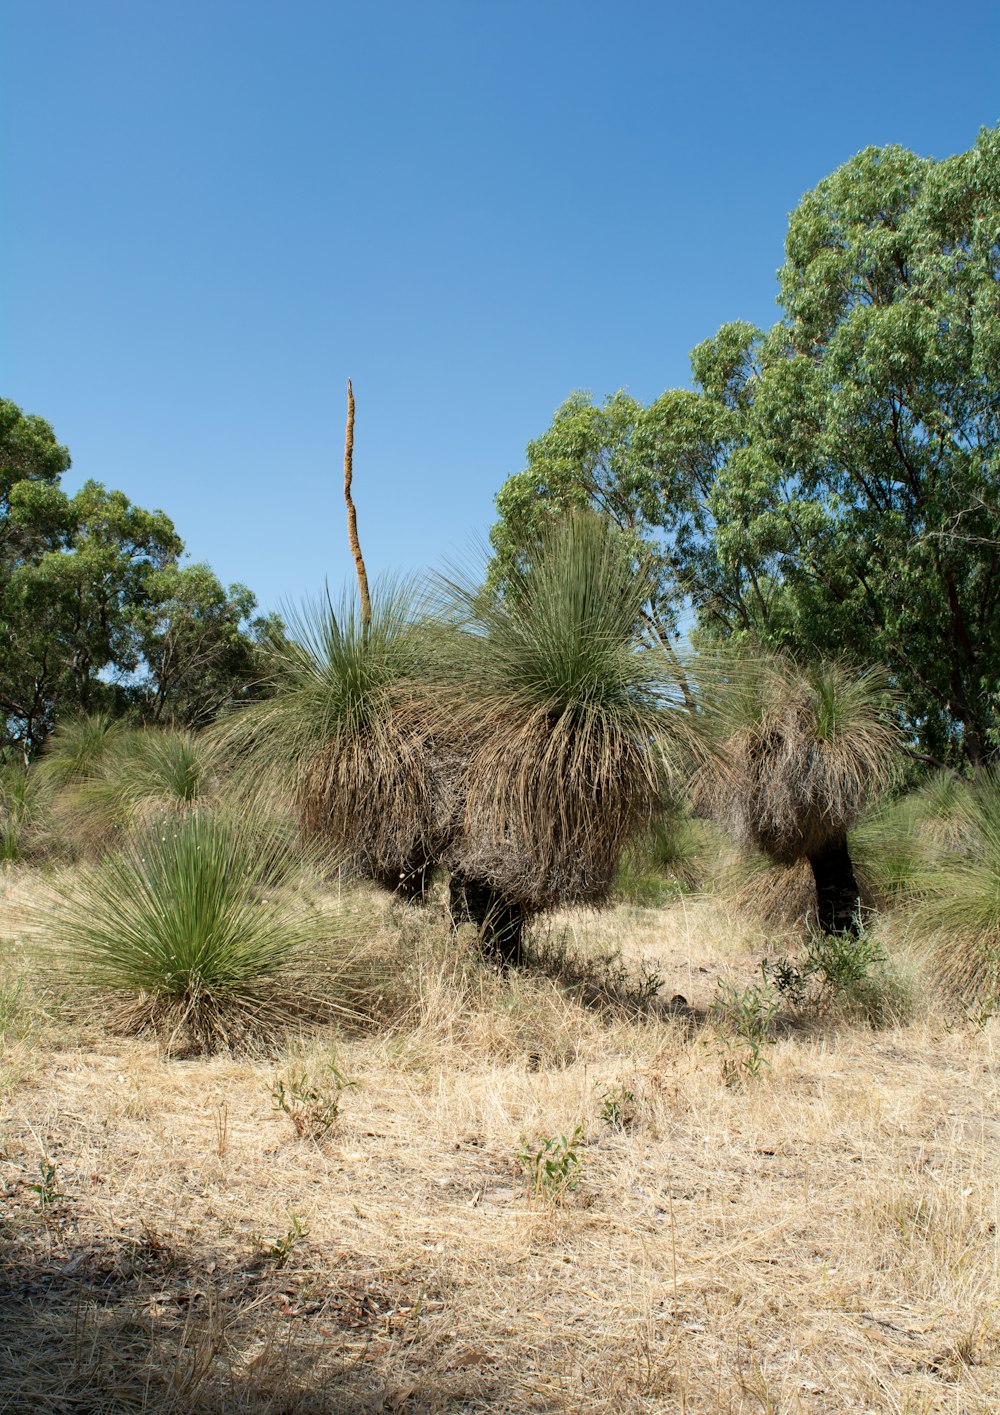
448, 873, 525, 968
808, 834, 862, 935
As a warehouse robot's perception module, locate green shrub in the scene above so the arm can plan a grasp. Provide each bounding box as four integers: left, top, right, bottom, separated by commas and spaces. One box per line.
271, 1065, 355, 1140
762, 927, 910, 1025
54, 727, 220, 851
0, 761, 50, 863
36, 810, 359, 1052
710, 980, 779, 1084
517, 1124, 586, 1201
911, 767, 1000, 1003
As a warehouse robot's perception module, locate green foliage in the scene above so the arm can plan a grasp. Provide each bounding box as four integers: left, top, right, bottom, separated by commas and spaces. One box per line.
28, 1157, 63, 1211
763, 930, 888, 1006
0, 397, 70, 512
271, 1066, 355, 1140
133, 562, 279, 730
490, 125, 1000, 767
711, 980, 779, 1084
912, 767, 1000, 1003
517, 1124, 585, 1200
251, 1215, 309, 1268
0, 398, 273, 759
597, 1083, 638, 1131
37, 809, 352, 1051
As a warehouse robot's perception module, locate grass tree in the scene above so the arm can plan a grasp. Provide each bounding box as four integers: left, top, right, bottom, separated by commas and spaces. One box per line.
852, 769, 966, 905
36, 712, 127, 789
911, 768, 1000, 1004
38, 809, 359, 1052
218, 579, 447, 900
437, 513, 682, 965
0, 759, 51, 863
692, 656, 900, 934
49, 723, 221, 852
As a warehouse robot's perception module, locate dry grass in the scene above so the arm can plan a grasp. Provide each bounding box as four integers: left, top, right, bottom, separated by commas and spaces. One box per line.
1, 870, 999, 1413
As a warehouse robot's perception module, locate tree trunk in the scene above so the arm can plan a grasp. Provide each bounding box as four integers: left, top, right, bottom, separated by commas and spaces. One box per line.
807, 834, 861, 935
448, 873, 525, 969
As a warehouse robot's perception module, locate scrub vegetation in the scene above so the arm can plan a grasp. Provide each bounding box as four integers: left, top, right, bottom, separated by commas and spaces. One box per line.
2, 124, 999, 1411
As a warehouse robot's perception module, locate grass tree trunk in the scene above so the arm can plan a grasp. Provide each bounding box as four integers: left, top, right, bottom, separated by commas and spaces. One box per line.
808, 834, 861, 936
448, 873, 525, 969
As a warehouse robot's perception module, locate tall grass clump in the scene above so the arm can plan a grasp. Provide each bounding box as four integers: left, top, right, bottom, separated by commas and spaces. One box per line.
218, 578, 446, 900
50, 725, 220, 853
37, 810, 358, 1052
37, 712, 127, 789
911, 767, 1000, 1004
615, 806, 718, 906
692, 655, 900, 934
852, 770, 966, 904
436, 513, 685, 961
0, 760, 50, 863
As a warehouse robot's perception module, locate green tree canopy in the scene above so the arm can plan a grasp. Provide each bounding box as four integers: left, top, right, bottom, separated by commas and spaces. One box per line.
0, 398, 275, 758
491, 125, 1000, 766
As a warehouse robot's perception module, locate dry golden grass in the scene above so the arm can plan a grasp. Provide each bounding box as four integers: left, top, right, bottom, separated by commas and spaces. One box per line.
1, 869, 998, 1413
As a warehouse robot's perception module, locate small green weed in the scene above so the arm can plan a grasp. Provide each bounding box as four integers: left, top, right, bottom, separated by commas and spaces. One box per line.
517, 1124, 585, 1201
762, 928, 892, 1018
28, 1157, 63, 1211
251, 1214, 309, 1268
271, 1066, 354, 1140
597, 1083, 638, 1131
711, 981, 779, 1086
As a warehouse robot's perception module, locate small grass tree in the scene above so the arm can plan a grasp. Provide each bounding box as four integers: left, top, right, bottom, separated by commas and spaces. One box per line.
912, 767, 1000, 1004
47, 724, 221, 852
39, 808, 358, 1052
0, 759, 50, 863
693, 656, 900, 934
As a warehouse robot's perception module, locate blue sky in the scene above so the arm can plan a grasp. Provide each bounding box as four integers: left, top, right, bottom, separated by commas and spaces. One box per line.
4, 1, 999, 613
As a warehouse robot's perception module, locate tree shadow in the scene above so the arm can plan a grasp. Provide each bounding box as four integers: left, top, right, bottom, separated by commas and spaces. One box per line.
0, 1226, 504, 1413
518, 926, 708, 1032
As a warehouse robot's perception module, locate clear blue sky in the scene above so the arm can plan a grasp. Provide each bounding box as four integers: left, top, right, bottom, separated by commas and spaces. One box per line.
4, 1, 999, 613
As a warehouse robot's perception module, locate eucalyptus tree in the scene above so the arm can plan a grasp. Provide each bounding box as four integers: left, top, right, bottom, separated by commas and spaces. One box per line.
0, 398, 275, 756
490, 124, 1000, 766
